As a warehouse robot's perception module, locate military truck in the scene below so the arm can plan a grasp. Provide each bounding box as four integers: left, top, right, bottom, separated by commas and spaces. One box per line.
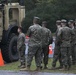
0, 0, 25, 62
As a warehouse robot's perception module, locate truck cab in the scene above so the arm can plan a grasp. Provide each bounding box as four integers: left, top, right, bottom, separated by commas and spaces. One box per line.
0, 1, 25, 62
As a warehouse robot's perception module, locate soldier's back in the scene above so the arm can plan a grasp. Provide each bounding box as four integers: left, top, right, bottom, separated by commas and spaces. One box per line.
61, 27, 71, 41
28, 24, 42, 46
60, 26, 72, 47
42, 27, 50, 46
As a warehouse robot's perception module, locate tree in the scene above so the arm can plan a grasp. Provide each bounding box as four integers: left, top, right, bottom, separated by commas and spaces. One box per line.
52, 0, 76, 19
22, 0, 76, 33
22, 0, 57, 33
25, 0, 38, 11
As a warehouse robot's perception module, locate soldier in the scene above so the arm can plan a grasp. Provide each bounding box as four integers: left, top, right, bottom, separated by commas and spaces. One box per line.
51, 20, 63, 70
21, 17, 42, 71
73, 19, 76, 64
68, 20, 75, 65
41, 21, 53, 69
58, 19, 75, 70
68, 20, 74, 29
17, 27, 26, 69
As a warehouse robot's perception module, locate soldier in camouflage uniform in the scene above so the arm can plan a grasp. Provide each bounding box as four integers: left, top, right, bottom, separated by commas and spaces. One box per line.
21, 17, 42, 71
51, 20, 63, 70
58, 19, 75, 70
73, 19, 76, 64
68, 20, 75, 65
41, 21, 53, 69
17, 27, 26, 69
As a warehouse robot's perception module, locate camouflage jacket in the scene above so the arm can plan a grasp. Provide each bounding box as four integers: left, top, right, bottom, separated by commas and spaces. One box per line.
55, 27, 62, 46
17, 33, 25, 50
42, 27, 52, 47
27, 24, 42, 47
58, 26, 75, 47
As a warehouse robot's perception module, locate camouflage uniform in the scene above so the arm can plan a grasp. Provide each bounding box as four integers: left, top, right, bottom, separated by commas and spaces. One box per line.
27, 24, 42, 68
42, 27, 52, 68
68, 20, 75, 64
58, 26, 75, 69
52, 27, 63, 68
70, 28, 76, 64
17, 33, 25, 67
73, 27, 76, 64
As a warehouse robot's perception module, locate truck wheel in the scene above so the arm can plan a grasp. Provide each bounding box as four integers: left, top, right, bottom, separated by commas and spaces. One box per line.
2, 33, 19, 63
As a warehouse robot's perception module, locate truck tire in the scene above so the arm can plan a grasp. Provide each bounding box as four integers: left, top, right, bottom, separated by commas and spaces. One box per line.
1, 33, 19, 63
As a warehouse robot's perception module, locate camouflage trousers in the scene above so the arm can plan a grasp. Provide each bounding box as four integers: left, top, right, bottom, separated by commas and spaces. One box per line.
42, 45, 49, 66
60, 47, 71, 67
71, 44, 76, 64
18, 45, 25, 65
27, 45, 42, 67
52, 45, 63, 67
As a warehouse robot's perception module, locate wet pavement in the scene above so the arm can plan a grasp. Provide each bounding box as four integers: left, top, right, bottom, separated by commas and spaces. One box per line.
0, 70, 76, 75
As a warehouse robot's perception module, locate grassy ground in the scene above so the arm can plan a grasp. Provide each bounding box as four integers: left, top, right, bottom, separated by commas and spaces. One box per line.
0, 58, 76, 74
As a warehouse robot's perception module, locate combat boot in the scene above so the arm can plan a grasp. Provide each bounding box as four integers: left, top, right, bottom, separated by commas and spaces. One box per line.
18, 65, 22, 68
18, 63, 25, 68
59, 65, 68, 71
40, 65, 43, 69
20, 66, 30, 71
44, 65, 48, 69
18, 65, 25, 68
67, 65, 71, 70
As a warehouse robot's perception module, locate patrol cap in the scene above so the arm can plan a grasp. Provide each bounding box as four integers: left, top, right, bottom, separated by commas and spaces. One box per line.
56, 20, 61, 25
34, 16, 40, 20
56, 20, 61, 23
69, 20, 74, 23
61, 19, 67, 23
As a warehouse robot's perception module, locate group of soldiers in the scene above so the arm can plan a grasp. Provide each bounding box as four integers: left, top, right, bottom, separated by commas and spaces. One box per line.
17, 17, 52, 71
52, 19, 76, 70
17, 17, 76, 71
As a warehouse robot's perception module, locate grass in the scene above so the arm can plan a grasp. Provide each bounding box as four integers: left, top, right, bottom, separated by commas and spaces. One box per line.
0, 58, 76, 74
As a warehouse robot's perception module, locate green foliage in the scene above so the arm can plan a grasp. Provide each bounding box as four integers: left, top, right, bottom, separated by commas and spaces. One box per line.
52, 0, 76, 19
25, 0, 37, 11
21, 0, 76, 33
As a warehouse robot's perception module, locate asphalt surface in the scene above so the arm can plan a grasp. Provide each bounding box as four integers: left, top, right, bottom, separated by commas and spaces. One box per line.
0, 70, 76, 75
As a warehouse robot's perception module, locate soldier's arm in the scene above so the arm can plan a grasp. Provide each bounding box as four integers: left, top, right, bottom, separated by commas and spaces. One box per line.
27, 27, 31, 37
71, 29, 75, 35
57, 28, 62, 44
71, 29, 75, 41
40, 27, 43, 43
48, 30, 53, 44
57, 28, 62, 36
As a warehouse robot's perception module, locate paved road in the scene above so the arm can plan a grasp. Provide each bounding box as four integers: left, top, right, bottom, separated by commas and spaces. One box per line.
0, 70, 76, 75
